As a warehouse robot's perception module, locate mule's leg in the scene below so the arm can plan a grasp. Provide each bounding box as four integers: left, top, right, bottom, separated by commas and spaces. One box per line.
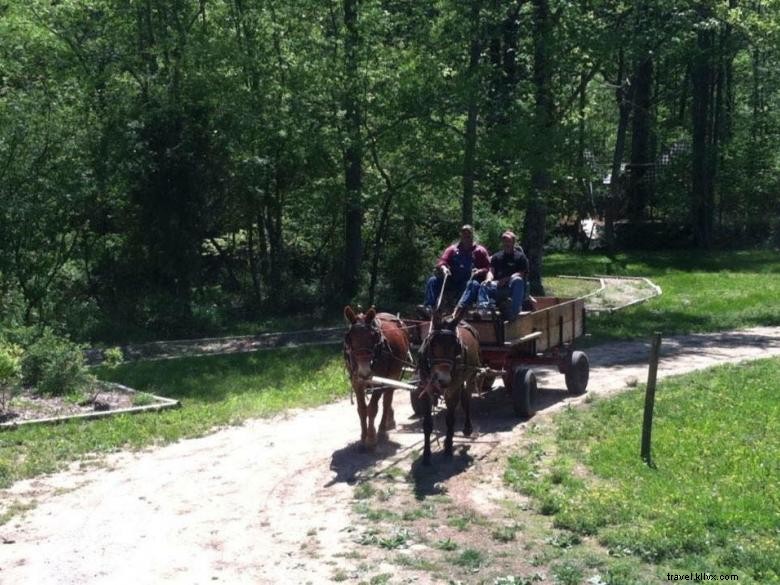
444, 394, 456, 456
462, 379, 473, 437
422, 394, 433, 465
378, 389, 396, 433
355, 386, 368, 445
365, 390, 382, 449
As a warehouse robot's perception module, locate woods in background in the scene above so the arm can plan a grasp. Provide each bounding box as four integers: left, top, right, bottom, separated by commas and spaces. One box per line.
1, 0, 778, 340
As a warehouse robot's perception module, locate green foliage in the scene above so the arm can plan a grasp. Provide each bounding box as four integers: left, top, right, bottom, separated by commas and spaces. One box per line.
453, 548, 485, 569
353, 482, 376, 500
102, 347, 124, 369
0, 0, 777, 341
131, 392, 155, 407
435, 537, 458, 551
0, 343, 23, 411
551, 560, 584, 585
20, 331, 93, 396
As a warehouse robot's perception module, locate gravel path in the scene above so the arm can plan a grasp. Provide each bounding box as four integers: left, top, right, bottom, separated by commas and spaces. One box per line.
4, 326, 778, 585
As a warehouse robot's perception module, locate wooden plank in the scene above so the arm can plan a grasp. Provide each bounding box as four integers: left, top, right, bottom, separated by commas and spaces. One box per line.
0, 394, 180, 430
489, 296, 586, 352
369, 376, 417, 391
470, 321, 500, 345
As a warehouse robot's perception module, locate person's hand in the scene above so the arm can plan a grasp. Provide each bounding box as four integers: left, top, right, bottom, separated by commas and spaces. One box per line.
498, 277, 509, 287
442, 265, 451, 277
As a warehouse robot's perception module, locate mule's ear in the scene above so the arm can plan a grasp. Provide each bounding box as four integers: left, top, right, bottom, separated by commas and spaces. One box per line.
365, 306, 376, 322
344, 306, 357, 324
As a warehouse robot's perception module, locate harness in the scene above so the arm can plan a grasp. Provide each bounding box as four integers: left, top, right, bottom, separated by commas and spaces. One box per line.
343, 321, 385, 373
418, 322, 481, 402
419, 327, 464, 400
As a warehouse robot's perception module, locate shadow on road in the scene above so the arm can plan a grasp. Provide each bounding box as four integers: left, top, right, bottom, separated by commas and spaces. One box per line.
327, 438, 403, 486
410, 446, 474, 499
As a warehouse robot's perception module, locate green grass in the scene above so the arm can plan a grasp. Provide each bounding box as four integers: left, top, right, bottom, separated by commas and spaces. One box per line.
453, 547, 486, 569
544, 276, 602, 300
0, 345, 346, 490
545, 249, 780, 341
506, 358, 780, 583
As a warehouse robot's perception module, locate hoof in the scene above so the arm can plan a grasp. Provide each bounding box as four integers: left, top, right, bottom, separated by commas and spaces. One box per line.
385, 418, 396, 431
463, 425, 473, 437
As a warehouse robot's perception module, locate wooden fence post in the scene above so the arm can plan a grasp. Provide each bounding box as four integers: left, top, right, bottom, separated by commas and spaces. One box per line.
641, 332, 662, 466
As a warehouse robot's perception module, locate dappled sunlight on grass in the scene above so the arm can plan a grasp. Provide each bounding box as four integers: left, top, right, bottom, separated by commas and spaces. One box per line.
507, 358, 780, 583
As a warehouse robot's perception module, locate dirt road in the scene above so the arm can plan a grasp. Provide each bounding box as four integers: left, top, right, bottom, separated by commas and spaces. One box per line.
2, 327, 779, 584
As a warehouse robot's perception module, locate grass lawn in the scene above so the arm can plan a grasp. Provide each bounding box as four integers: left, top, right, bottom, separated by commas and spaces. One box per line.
545, 249, 780, 342
0, 346, 346, 491
505, 357, 780, 584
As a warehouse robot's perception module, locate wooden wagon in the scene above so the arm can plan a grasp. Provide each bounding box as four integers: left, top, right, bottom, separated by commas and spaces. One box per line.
398, 296, 590, 417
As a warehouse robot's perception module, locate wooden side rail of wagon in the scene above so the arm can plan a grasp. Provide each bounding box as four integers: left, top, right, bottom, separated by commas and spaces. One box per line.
399, 295, 590, 419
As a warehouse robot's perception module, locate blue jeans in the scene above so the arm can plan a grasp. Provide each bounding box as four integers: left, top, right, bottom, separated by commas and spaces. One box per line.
455, 280, 482, 308
478, 276, 526, 318
424, 276, 469, 308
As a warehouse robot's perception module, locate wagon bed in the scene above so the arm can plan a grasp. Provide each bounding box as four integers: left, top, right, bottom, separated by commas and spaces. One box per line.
400, 296, 590, 417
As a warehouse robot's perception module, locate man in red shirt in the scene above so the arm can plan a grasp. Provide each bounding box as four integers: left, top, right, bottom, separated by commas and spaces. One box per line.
421, 225, 490, 316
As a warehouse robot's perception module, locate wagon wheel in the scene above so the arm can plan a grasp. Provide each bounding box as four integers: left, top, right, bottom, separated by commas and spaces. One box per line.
511, 368, 537, 418
565, 351, 590, 395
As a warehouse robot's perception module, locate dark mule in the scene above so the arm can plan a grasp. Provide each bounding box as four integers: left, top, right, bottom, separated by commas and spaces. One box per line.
417, 311, 481, 464
343, 306, 411, 449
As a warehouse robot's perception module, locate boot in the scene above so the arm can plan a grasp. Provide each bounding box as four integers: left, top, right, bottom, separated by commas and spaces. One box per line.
416, 304, 433, 319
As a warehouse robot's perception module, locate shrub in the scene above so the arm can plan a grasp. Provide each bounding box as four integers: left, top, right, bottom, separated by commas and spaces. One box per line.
21, 331, 93, 396
102, 347, 124, 369
0, 343, 23, 412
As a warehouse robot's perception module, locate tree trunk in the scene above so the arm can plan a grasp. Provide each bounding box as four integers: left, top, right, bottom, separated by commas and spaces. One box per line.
343, 0, 363, 300
627, 57, 653, 222
605, 50, 634, 250
485, 3, 521, 212
523, 0, 553, 295
246, 221, 262, 307
461, 0, 482, 226
692, 22, 716, 248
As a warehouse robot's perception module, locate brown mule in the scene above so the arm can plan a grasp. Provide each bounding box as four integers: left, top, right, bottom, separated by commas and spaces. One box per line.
417, 310, 481, 465
343, 306, 411, 449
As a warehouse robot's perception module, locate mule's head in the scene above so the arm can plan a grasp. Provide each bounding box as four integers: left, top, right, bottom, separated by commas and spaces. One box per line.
344, 305, 380, 381
422, 311, 462, 390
